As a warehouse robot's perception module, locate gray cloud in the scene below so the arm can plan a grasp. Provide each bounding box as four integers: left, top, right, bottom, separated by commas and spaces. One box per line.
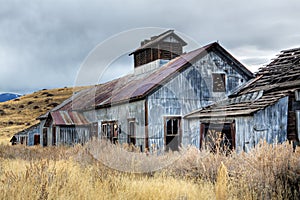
1, 0, 300, 94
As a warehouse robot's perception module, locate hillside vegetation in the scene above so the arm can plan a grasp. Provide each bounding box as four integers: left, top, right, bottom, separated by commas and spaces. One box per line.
0, 87, 87, 144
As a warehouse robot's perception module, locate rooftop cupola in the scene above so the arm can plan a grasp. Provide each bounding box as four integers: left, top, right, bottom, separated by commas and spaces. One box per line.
129, 30, 187, 69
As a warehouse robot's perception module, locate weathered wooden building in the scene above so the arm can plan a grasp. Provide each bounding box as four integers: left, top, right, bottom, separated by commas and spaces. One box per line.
38, 30, 253, 151
10, 123, 40, 146
185, 47, 300, 152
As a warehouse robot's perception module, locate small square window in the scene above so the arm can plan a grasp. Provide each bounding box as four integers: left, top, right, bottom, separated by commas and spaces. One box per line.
212, 73, 226, 92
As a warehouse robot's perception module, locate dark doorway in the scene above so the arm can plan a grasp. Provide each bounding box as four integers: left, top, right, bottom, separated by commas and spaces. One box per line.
164, 117, 181, 151
43, 128, 47, 146
34, 135, 40, 145
200, 122, 235, 151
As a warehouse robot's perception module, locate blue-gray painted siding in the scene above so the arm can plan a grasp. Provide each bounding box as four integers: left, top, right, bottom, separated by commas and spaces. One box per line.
84, 100, 146, 150
235, 97, 288, 152
148, 52, 249, 151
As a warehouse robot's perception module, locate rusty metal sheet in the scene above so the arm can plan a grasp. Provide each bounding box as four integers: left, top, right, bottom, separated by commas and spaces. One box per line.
51, 111, 90, 126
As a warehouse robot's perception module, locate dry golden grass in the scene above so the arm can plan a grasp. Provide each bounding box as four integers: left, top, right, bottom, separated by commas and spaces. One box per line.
0, 86, 88, 144
0, 140, 299, 200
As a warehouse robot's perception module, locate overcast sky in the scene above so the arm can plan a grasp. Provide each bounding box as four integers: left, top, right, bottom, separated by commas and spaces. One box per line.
1, 0, 300, 94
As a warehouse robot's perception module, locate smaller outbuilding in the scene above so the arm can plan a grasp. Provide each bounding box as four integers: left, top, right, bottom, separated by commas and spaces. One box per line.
185, 47, 300, 152
10, 123, 40, 146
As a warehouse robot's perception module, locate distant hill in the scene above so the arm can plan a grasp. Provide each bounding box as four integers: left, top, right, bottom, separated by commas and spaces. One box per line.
0, 93, 21, 102
0, 86, 89, 144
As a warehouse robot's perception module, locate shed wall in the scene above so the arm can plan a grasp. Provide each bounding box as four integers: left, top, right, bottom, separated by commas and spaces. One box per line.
235, 97, 288, 152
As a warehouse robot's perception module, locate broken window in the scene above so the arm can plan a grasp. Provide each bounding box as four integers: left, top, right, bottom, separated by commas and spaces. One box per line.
128, 119, 136, 145
212, 73, 226, 92
101, 121, 118, 144
165, 117, 181, 151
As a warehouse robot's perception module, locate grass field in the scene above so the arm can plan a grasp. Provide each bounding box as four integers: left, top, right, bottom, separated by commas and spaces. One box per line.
0, 86, 88, 144
0, 140, 299, 200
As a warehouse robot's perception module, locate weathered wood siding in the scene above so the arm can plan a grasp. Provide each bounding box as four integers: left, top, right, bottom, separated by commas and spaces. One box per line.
56, 126, 91, 145
148, 52, 249, 151
27, 124, 40, 146
84, 100, 146, 150
183, 118, 200, 148
235, 97, 288, 152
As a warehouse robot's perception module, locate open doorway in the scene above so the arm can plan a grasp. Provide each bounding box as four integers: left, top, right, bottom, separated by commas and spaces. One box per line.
164, 116, 181, 151
200, 122, 235, 151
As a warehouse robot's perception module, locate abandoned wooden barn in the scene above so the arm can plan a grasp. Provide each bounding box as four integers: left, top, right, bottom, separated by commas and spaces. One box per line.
10, 123, 40, 146
185, 47, 300, 152
37, 30, 253, 151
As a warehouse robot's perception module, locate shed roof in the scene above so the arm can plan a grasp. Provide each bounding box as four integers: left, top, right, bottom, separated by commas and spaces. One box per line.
50, 111, 90, 126
53, 42, 252, 111
185, 47, 300, 119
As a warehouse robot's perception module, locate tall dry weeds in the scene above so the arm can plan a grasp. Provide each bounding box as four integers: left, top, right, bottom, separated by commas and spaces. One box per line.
0, 140, 299, 199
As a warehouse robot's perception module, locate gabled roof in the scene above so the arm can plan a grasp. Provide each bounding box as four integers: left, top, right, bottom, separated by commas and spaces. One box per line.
129, 30, 187, 55
185, 47, 300, 119
52, 42, 252, 112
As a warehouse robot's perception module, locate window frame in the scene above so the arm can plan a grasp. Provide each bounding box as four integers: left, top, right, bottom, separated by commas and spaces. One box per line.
127, 118, 136, 145
164, 116, 182, 151
101, 121, 118, 143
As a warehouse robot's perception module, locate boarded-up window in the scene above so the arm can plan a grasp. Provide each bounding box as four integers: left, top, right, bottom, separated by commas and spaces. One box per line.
164, 117, 181, 151
102, 121, 118, 144
212, 73, 226, 92
128, 119, 136, 145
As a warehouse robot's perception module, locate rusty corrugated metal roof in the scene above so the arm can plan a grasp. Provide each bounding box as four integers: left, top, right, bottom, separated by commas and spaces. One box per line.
51, 111, 90, 125
47, 42, 252, 112
58, 43, 214, 111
